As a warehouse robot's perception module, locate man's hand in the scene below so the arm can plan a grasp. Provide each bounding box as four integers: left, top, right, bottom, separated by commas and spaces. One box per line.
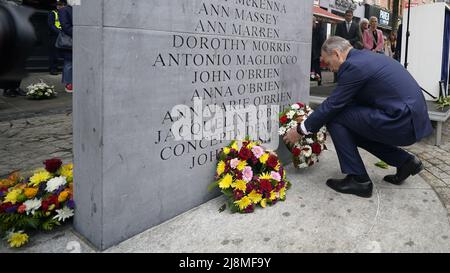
283, 127, 302, 146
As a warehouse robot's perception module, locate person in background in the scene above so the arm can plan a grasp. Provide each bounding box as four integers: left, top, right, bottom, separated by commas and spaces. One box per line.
47, 0, 64, 75
354, 18, 369, 50
311, 16, 325, 86
335, 9, 361, 47
395, 24, 402, 61
384, 36, 393, 58
363, 16, 384, 53
58, 0, 73, 93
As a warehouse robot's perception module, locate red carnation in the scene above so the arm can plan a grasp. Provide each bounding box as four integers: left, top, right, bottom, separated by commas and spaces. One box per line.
292, 147, 301, 157
44, 158, 63, 173
238, 147, 252, 161
42, 195, 60, 211
297, 102, 305, 108
279, 115, 288, 124
266, 154, 279, 169
312, 143, 322, 155
260, 179, 273, 193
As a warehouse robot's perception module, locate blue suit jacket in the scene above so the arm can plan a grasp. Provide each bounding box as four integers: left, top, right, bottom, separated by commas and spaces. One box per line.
305, 49, 432, 143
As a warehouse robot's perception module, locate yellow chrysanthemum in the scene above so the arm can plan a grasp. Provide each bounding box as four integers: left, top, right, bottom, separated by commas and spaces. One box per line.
232, 180, 247, 191
259, 153, 269, 164
269, 190, 277, 201
223, 147, 230, 155
24, 188, 38, 199
236, 160, 247, 171
8, 232, 29, 248
58, 191, 70, 203
60, 163, 73, 182
29, 171, 52, 187
231, 141, 239, 151
279, 187, 286, 200
4, 189, 22, 205
218, 174, 233, 189
234, 196, 252, 211
216, 161, 226, 176
259, 172, 271, 180
260, 198, 267, 208
274, 163, 280, 171
247, 142, 255, 149
248, 190, 262, 204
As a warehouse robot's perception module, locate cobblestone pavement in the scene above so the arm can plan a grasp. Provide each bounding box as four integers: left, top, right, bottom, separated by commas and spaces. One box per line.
405, 119, 450, 218
0, 112, 73, 177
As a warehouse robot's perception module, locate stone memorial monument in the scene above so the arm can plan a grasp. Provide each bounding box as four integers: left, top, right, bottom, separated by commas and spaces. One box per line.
73, 0, 313, 250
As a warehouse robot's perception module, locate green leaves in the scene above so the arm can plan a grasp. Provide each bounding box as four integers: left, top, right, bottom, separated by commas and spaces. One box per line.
375, 161, 389, 169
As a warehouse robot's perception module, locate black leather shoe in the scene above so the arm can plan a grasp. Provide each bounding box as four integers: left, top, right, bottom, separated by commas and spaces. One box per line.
383, 156, 423, 185
326, 175, 373, 198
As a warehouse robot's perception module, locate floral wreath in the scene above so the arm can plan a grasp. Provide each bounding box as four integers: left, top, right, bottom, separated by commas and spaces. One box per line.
209, 140, 291, 213
278, 102, 327, 168
0, 158, 74, 248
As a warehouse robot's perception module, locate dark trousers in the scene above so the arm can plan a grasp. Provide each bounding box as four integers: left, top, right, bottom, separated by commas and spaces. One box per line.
311, 58, 322, 79
49, 35, 60, 72
327, 106, 414, 176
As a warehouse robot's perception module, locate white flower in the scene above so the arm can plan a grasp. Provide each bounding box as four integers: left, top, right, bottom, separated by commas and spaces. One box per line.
298, 110, 305, 116
317, 132, 325, 142
278, 127, 287, 136
23, 198, 41, 215
291, 104, 300, 110
306, 138, 314, 144
288, 120, 298, 129
299, 163, 309, 168
45, 176, 67, 193
302, 146, 312, 157
286, 110, 295, 119
53, 207, 74, 222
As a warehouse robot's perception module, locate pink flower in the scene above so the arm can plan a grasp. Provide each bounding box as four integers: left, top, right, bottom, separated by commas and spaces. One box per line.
242, 166, 253, 182
271, 171, 281, 181
230, 158, 240, 169
251, 146, 264, 159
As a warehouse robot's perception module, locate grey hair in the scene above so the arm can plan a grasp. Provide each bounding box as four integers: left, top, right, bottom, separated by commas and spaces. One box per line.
360, 18, 369, 26
321, 36, 352, 54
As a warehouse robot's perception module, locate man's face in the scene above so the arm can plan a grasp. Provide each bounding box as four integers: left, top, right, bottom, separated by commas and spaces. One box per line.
57, 4, 64, 10
321, 49, 343, 73
345, 12, 353, 22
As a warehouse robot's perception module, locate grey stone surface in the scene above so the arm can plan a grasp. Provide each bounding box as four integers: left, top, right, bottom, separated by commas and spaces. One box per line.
73, 26, 104, 248
102, 0, 312, 43
74, 0, 314, 249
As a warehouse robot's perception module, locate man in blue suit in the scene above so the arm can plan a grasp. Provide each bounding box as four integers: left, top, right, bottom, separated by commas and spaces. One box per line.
284, 36, 433, 198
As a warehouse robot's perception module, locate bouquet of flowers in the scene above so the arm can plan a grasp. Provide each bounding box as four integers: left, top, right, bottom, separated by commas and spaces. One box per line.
26, 80, 57, 100
209, 139, 291, 213
0, 158, 74, 248
278, 102, 327, 168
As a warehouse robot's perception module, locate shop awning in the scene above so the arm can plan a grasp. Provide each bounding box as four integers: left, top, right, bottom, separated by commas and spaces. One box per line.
313, 5, 345, 24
